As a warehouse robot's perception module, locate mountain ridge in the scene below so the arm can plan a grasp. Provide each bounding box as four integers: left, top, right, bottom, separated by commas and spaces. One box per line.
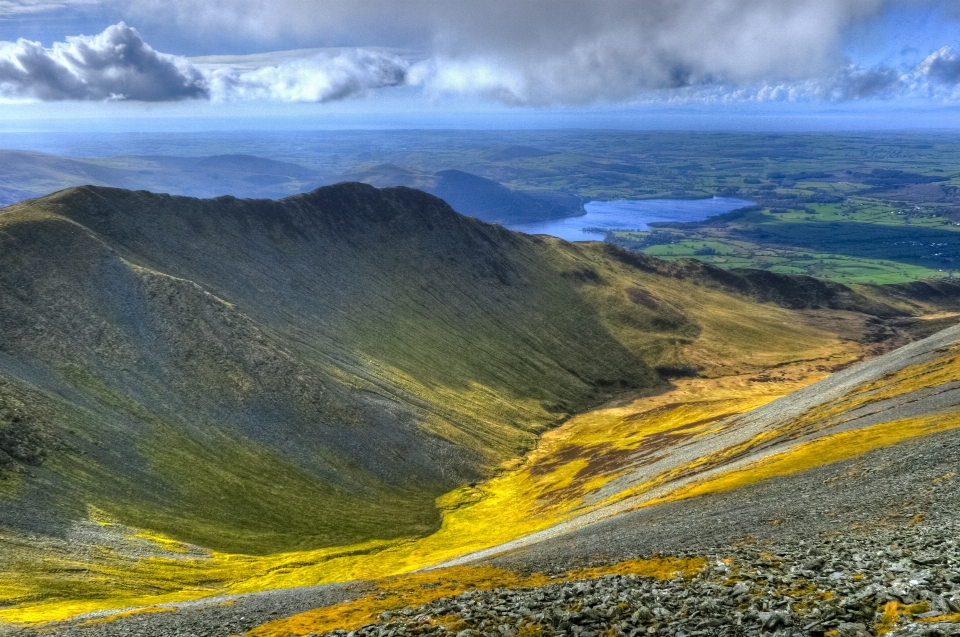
0, 183, 664, 554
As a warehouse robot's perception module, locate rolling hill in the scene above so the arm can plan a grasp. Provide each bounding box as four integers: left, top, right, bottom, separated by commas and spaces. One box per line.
334, 164, 583, 223
0, 151, 322, 204
0, 183, 959, 627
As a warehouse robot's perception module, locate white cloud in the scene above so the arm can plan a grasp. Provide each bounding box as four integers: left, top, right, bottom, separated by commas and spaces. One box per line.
0, 24, 409, 103
0, 23, 207, 100
0, 0, 95, 15
199, 49, 408, 103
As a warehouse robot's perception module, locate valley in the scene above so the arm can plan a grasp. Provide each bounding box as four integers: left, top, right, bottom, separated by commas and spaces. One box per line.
1, 181, 959, 636
4, 0, 960, 633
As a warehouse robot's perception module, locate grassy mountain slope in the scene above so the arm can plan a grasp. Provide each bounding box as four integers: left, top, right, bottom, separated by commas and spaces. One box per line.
0, 184, 651, 554
0, 183, 822, 551
0, 183, 956, 623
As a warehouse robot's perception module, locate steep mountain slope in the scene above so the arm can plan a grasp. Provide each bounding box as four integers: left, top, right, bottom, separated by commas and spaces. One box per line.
0, 182, 846, 553
28, 322, 960, 637
0, 184, 956, 626
0, 183, 649, 554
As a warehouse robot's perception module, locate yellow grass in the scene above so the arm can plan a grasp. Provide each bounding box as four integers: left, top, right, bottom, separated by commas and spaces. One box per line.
647, 411, 960, 507
3, 312, 950, 627
0, 374, 801, 626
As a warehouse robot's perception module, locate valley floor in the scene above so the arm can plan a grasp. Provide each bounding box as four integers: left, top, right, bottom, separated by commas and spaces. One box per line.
12, 380, 960, 637
0, 345, 856, 626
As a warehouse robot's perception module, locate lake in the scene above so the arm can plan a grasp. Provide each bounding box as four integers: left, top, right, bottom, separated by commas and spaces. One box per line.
504, 197, 754, 242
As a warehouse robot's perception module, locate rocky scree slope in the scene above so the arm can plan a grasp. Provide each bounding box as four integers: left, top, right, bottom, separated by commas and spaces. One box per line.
436, 321, 960, 573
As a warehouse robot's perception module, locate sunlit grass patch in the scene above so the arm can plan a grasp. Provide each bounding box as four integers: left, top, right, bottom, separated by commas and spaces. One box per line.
0, 375, 801, 626
646, 411, 960, 507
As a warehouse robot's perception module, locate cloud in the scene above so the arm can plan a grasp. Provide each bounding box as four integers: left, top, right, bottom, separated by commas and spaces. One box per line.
0, 24, 408, 102
917, 46, 960, 85
124, 0, 901, 106
6, 4, 960, 107
0, 0, 93, 15
0, 23, 207, 100
199, 49, 408, 102
823, 66, 901, 99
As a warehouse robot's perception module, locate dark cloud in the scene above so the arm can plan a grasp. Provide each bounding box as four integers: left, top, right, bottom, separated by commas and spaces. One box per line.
921, 47, 960, 84
0, 22, 208, 100
829, 66, 901, 99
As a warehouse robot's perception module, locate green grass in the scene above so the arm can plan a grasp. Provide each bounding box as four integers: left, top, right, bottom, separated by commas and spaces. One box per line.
609, 197, 960, 284
635, 236, 943, 284
0, 184, 685, 561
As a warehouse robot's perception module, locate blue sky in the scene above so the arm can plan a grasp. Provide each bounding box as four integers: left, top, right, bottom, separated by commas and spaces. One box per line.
1, 0, 960, 131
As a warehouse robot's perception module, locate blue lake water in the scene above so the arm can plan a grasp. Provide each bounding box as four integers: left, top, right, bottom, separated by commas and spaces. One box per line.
505, 197, 754, 242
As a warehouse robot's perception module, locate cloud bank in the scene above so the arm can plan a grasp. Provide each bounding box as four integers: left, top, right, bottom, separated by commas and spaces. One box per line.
125, 0, 901, 105
0, 24, 409, 102
3, 4, 960, 106
201, 49, 408, 103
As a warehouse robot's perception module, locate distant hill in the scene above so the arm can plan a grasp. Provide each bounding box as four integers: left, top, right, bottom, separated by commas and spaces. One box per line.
335, 164, 582, 224
484, 145, 557, 161
0, 150, 322, 204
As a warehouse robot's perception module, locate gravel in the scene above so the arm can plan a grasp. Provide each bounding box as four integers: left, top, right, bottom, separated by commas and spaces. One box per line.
0, 581, 369, 637
324, 429, 960, 637
331, 521, 960, 637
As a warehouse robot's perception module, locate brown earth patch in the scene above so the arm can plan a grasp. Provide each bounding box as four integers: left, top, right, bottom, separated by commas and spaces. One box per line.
626, 287, 659, 308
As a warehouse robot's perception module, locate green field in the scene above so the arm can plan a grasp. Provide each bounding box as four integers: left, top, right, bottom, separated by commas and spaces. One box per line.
268, 130, 960, 284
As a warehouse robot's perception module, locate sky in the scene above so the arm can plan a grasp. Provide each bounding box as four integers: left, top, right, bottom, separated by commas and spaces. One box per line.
1, 0, 960, 131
